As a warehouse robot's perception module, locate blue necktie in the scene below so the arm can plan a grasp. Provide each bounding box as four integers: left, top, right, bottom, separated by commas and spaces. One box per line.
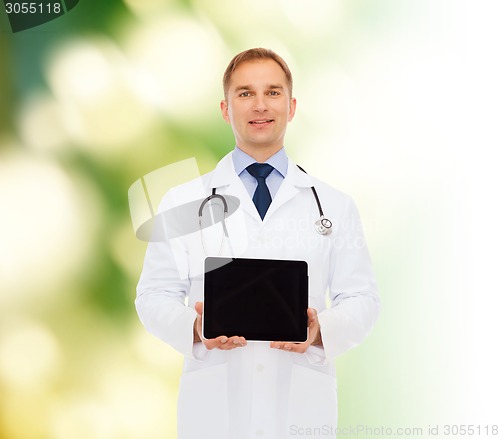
246, 163, 274, 220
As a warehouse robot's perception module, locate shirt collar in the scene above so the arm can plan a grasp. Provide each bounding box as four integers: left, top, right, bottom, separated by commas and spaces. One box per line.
232, 146, 288, 178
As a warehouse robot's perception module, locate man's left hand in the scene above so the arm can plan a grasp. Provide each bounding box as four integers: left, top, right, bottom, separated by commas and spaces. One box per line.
270, 307, 322, 353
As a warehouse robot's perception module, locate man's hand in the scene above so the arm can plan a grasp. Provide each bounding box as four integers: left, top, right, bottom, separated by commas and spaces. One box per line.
270, 308, 322, 353
194, 301, 247, 350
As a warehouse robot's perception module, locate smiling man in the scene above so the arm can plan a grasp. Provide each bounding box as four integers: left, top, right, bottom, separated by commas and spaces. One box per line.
136, 48, 381, 439
220, 53, 296, 163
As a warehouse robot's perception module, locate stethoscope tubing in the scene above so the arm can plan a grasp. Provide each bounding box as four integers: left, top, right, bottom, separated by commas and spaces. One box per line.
198, 165, 332, 250
295, 165, 325, 218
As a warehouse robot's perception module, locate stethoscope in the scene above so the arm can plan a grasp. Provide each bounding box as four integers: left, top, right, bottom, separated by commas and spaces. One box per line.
295, 165, 333, 236
198, 165, 332, 254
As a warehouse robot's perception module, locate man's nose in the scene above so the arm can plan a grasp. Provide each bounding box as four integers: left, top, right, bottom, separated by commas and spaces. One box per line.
252, 94, 267, 112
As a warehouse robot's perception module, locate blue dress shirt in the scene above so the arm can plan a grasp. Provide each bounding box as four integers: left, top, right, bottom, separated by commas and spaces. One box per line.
232, 147, 288, 200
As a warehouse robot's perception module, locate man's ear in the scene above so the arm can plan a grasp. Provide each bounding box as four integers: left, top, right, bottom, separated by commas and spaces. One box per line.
220, 99, 230, 123
288, 97, 297, 122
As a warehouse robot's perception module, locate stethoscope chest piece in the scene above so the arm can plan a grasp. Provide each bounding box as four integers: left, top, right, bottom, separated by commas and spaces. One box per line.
315, 216, 333, 236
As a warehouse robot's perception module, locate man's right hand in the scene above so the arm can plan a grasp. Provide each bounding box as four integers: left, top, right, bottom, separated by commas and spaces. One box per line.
194, 301, 247, 350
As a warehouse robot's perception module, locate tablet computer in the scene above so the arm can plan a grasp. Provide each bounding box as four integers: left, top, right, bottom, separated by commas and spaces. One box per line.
203, 257, 308, 342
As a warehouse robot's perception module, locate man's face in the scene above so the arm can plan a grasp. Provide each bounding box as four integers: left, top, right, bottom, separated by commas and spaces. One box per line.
220, 59, 296, 156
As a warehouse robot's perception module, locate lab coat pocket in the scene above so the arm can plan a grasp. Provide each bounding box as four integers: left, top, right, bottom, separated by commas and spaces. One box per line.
177, 362, 229, 439
287, 364, 337, 438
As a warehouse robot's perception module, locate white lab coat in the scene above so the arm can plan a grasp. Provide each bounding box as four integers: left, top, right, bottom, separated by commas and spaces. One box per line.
136, 152, 381, 439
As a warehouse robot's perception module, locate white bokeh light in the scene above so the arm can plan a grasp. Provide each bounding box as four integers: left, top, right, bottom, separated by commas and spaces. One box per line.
0, 151, 98, 307
47, 39, 117, 101
45, 38, 157, 151
18, 92, 69, 153
0, 320, 62, 390
124, 15, 227, 118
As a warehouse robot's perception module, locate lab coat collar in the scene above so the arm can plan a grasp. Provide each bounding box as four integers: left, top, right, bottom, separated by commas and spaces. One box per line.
209, 151, 313, 189
264, 158, 313, 221
208, 152, 314, 223
209, 152, 258, 221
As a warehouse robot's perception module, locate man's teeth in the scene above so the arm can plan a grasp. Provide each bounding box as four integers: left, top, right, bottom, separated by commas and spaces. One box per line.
251, 120, 272, 124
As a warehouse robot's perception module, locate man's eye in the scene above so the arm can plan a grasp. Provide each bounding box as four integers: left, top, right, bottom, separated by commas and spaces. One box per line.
240, 92, 250, 97
269, 91, 280, 96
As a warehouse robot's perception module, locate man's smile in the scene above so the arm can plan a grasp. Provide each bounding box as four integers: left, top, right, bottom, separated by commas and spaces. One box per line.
249, 119, 274, 125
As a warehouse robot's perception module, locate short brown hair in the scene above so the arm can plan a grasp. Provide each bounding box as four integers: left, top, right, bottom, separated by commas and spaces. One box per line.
223, 48, 293, 97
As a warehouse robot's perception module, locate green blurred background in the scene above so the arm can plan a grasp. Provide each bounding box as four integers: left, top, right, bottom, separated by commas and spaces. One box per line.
1, 1, 499, 438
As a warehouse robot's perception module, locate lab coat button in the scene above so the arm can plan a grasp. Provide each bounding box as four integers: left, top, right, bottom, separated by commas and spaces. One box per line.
256, 364, 264, 372
256, 429, 264, 436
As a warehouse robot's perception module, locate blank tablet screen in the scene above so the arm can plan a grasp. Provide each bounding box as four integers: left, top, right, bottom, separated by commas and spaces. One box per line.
203, 257, 308, 342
